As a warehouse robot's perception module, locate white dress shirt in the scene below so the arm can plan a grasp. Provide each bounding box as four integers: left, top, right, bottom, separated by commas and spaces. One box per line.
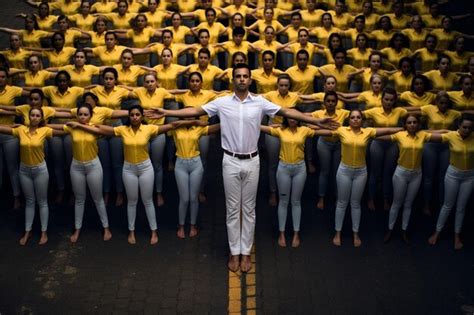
202, 92, 281, 154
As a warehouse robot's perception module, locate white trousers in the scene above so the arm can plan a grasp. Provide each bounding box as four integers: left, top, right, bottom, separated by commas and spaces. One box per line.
222, 153, 260, 256
19, 162, 49, 231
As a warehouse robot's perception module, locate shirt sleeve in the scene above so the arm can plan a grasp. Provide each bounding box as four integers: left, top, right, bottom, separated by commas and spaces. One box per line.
201, 97, 222, 117
260, 96, 281, 117
269, 127, 281, 137
367, 127, 377, 138
114, 125, 124, 137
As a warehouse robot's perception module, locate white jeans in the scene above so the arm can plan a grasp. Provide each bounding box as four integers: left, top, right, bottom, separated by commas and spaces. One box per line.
70, 158, 109, 229
122, 159, 157, 231
19, 162, 49, 231
222, 153, 260, 256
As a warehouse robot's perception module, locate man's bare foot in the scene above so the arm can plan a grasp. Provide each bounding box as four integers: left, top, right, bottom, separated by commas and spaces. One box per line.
291, 232, 300, 248
39, 232, 48, 245
115, 193, 124, 207
189, 225, 198, 237
240, 255, 252, 273
423, 205, 432, 216
103, 228, 112, 241
13, 196, 21, 210
103, 192, 109, 206
401, 231, 410, 244
278, 232, 286, 247
316, 197, 324, 210
128, 231, 136, 245
168, 161, 175, 171
150, 230, 158, 245
268, 192, 277, 207
353, 233, 362, 247
55, 190, 64, 205
367, 199, 376, 212
383, 230, 392, 243
70, 229, 80, 243
428, 231, 439, 245
199, 192, 207, 203
227, 255, 240, 272
155, 193, 164, 207
383, 199, 391, 211
308, 162, 316, 174
332, 232, 341, 246
177, 225, 185, 239
454, 234, 463, 250
19, 231, 31, 246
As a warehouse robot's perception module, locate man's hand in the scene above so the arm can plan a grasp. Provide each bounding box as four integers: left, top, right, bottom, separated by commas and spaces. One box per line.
144, 108, 166, 120
315, 117, 339, 130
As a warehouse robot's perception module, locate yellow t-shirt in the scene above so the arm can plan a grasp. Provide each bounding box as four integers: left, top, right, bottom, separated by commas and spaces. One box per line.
319, 64, 358, 93
388, 72, 414, 93
42, 47, 76, 67
391, 130, 432, 170
360, 68, 388, 91
194, 22, 226, 44
58, 64, 100, 87
153, 64, 188, 90
270, 126, 315, 164
288, 43, 317, 64
380, 47, 413, 68
412, 48, 438, 73
309, 26, 341, 46
91, 45, 127, 66
333, 126, 377, 168
12, 125, 53, 166
400, 91, 436, 107
69, 14, 96, 31
170, 126, 209, 159
62, 29, 83, 47
42, 86, 84, 109
285, 65, 320, 94
164, 25, 191, 44
35, 14, 57, 31
329, 11, 354, 29
188, 64, 224, 90
71, 106, 114, 125
49, 0, 81, 15
357, 91, 382, 109
442, 131, 474, 171
369, 30, 394, 50
301, 9, 326, 28
421, 14, 443, 29
174, 89, 217, 123
134, 87, 174, 125
364, 107, 408, 127
16, 104, 56, 125
64, 124, 99, 162
263, 91, 299, 124
447, 91, 474, 111
103, 13, 137, 29
20, 29, 51, 48
421, 105, 461, 129
113, 64, 147, 87
86, 31, 106, 47
430, 29, 461, 50
423, 70, 458, 92
312, 108, 349, 142
0, 85, 23, 124
114, 124, 160, 163
2, 48, 31, 69
401, 28, 430, 51
91, 1, 117, 13
145, 10, 168, 28
24, 70, 53, 87
89, 86, 129, 110
347, 48, 372, 69
251, 68, 282, 94
444, 51, 474, 73
384, 14, 411, 30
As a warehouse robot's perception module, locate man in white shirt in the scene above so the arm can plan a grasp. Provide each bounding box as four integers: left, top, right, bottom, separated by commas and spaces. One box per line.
148, 64, 337, 272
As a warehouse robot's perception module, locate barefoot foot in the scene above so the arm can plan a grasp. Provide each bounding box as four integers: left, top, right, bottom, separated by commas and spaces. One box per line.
291, 232, 300, 248
103, 228, 112, 241
128, 231, 136, 245
70, 229, 80, 243
332, 232, 341, 247
19, 231, 31, 246
177, 225, 185, 239
278, 232, 286, 247
227, 255, 240, 272
150, 230, 158, 245
428, 231, 439, 245
240, 255, 252, 273
156, 193, 164, 207
39, 232, 48, 245
353, 233, 362, 248
189, 225, 198, 238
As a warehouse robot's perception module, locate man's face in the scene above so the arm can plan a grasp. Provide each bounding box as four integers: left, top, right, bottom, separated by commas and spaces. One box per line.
233, 67, 251, 92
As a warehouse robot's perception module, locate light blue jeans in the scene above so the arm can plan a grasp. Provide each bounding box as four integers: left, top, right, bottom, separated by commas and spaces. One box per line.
388, 166, 422, 231
369, 139, 398, 200
48, 134, 73, 191
19, 162, 49, 232
435, 165, 474, 233
335, 163, 368, 232
122, 159, 157, 231
70, 158, 109, 229
0, 133, 20, 196
174, 156, 204, 225
149, 133, 166, 193
422, 142, 449, 204
317, 138, 341, 197
276, 160, 307, 232
265, 133, 280, 193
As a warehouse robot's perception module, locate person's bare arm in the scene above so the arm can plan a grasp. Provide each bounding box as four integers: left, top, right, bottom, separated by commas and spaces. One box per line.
278, 107, 339, 129
374, 127, 403, 137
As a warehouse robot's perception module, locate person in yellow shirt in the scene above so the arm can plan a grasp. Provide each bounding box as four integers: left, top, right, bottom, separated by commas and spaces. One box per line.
122, 14, 162, 65
339, 73, 385, 109
299, 75, 345, 110
445, 36, 474, 73
191, 8, 227, 44
26, 0, 81, 15
18, 55, 56, 88
98, 0, 137, 29
85, 31, 128, 66
91, 0, 118, 14
68, 0, 96, 32
158, 12, 192, 44
0, 107, 63, 246
214, 27, 258, 67
0, 14, 52, 49
360, 0, 380, 32
377, 114, 443, 244
223, 13, 247, 42
51, 103, 111, 244
347, 33, 373, 69
153, 48, 191, 90
113, 49, 153, 87
299, 0, 325, 28
383, 1, 411, 31
246, 7, 285, 40
369, 15, 394, 50
448, 75, 473, 111
144, 0, 172, 28
387, 57, 416, 93
428, 115, 474, 250
217, 0, 254, 24
75, 16, 110, 48
251, 50, 282, 94
250, 26, 283, 66
401, 15, 430, 51
71, 104, 176, 245
29, 32, 76, 68
0, 68, 30, 209
411, 34, 438, 73
260, 117, 316, 248
400, 74, 436, 107
277, 28, 325, 68
309, 91, 349, 210
379, 33, 413, 69
319, 48, 358, 93
170, 118, 220, 239
280, 12, 306, 43
188, 48, 224, 90
340, 15, 367, 47
328, 0, 354, 29
262, 74, 300, 206
215, 52, 246, 91
55, 15, 86, 47
126, 0, 146, 13
423, 54, 458, 92
309, 13, 342, 46
285, 49, 320, 96
29, 2, 57, 31
46, 49, 102, 87
1, 34, 32, 70
430, 16, 465, 51
312, 108, 402, 247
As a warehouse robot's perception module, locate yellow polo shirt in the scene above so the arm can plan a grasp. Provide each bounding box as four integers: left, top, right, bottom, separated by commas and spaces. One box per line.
319, 64, 358, 93
92, 45, 127, 66
145, 10, 168, 28
114, 124, 160, 163
413, 48, 438, 73
401, 29, 430, 51
391, 130, 431, 170
0, 85, 23, 124
134, 87, 174, 125
12, 125, 53, 166
309, 26, 341, 46
86, 31, 106, 47
384, 14, 411, 30
58, 64, 100, 87
89, 86, 129, 110
188, 64, 224, 90
42, 47, 76, 67
20, 29, 51, 48
64, 124, 99, 162
369, 30, 394, 50
421, 105, 461, 129
42, 86, 84, 109
307, 92, 345, 109
263, 91, 299, 124
251, 68, 282, 94
16, 104, 56, 125
333, 126, 377, 168
285, 65, 320, 94
164, 25, 191, 44
2, 48, 30, 69
444, 51, 474, 72
174, 89, 217, 123
149, 43, 186, 64
447, 91, 474, 111
270, 126, 315, 164
430, 29, 461, 50
91, 1, 117, 13
288, 43, 316, 64
153, 64, 188, 90
113, 64, 147, 87
194, 22, 226, 44
35, 15, 57, 31
103, 13, 137, 29
400, 91, 436, 107
389, 72, 414, 93
442, 131, 474, 170
357, 91, 382, 109
329, 12, 354, 29
71, 106, 114, 125
69, 14, 96, 31
312, 108, 350, 142
170, 126, 209, 159
364, 107, 408, 127
24, 70, 52, 87
347, 48, 372, 69
423, 70, 458, 92
380, 47, 413, 68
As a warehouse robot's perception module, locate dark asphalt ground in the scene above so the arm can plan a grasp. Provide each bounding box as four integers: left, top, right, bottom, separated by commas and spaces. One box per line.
1, 2, 474, 314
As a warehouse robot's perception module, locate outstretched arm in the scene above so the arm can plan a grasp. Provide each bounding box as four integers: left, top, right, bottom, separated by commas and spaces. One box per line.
66, 121, 115, 136
277, 107, 339, 130
145, 107, 207, 120
374, 127, 403, 137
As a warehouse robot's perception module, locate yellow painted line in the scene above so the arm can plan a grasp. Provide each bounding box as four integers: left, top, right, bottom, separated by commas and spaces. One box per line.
227, 246, 258, 314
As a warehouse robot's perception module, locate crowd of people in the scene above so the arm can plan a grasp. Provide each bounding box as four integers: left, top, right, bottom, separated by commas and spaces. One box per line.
0, 0, 473, 271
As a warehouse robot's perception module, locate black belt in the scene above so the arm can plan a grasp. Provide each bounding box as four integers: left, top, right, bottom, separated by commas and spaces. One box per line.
223, 149, 258, 159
